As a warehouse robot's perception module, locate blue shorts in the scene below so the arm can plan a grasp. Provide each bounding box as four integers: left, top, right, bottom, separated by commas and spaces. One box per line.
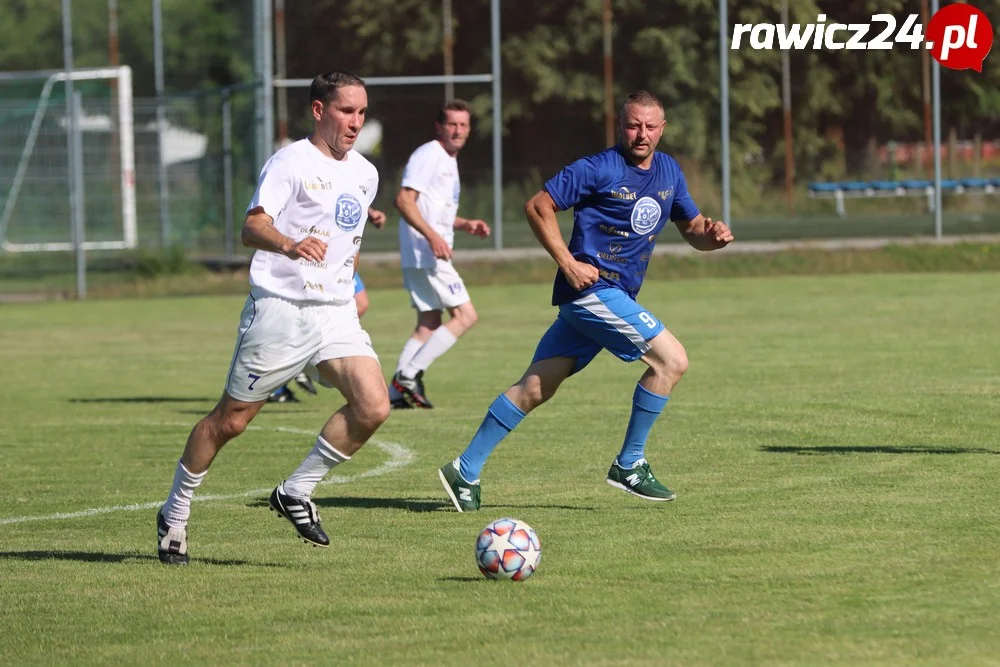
532, 288, 665, 374
353, 274, 365, 295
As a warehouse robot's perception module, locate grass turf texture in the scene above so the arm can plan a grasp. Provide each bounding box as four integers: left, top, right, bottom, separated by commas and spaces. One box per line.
4, 240, 1000, 300
1, 273, 998, 665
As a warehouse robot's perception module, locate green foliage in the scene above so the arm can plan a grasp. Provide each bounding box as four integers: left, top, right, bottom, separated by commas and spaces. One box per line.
2, 0, 998, 207
134, 244, 198, 278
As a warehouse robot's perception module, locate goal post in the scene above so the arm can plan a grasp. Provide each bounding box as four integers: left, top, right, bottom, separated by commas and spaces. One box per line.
0, 65, 136, 253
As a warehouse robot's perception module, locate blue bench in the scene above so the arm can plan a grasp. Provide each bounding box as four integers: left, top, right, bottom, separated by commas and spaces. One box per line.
808, 178, 998, 216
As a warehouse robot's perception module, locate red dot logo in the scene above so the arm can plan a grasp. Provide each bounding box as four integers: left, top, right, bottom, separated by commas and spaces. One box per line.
926, 4, 993, 72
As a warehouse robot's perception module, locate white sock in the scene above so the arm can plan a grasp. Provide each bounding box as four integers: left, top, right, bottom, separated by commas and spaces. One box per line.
283, 435, 350, 498
402, 327, 458, 377
162, 460, 207, 528
390, 336, 425, 399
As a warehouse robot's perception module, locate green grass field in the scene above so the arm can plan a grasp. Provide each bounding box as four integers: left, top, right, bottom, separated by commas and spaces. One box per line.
1, 273, 999, 665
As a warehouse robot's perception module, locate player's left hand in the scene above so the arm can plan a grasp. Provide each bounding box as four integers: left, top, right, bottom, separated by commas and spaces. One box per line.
368, 207, 387, 229
465, 219, 491, 238
704, 218, 733, 247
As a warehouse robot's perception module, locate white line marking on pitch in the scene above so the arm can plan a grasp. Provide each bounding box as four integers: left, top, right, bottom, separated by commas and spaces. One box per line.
0, 424, 415, 526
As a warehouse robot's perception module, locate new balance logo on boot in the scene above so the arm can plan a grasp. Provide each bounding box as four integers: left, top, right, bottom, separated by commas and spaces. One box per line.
268, 482, 330, 547
606, 459, 676, 502
438, 459, 481, 512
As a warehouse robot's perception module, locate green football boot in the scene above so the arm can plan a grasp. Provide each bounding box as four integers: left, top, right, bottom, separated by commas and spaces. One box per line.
438, 459, 481, 512
606, 459, 676, 501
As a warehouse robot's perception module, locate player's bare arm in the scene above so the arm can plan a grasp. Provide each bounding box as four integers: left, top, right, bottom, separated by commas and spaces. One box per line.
367, 206, 387, 229
395, 187, 452, 259
454, 216, 491, 238
524, 190, 598, 291
675, 213, 734, 251
241, 207, 328, 262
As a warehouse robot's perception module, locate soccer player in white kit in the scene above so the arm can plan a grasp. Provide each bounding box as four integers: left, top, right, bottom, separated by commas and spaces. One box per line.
156, 71, 391, 565
389, 99, 491, 409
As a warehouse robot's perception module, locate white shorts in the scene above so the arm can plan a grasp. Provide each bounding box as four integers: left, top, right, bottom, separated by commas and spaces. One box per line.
224, 290, 379, 402
402, 261, 471, 312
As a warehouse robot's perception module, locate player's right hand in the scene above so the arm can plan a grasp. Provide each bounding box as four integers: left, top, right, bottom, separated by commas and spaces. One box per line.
286, 236, 328, 263
562, 259, 599, 291
430, 234, 453, 260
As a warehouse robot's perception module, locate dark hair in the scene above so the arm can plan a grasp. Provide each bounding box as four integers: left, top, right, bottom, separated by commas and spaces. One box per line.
309, 71, 366, 105
617, 90, 664, 120
436, 98, 471, 124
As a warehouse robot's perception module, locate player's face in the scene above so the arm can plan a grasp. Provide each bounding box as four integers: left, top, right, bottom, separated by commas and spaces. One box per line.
619, 103, 665, 165
313, 85, 368, 158
436, 110, 471, 155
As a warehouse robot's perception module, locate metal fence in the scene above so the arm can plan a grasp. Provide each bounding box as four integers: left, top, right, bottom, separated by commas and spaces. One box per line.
3, 0, 1000, 298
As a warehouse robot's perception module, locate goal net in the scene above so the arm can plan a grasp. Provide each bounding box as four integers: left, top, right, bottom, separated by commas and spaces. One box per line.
0, 66, 136, 252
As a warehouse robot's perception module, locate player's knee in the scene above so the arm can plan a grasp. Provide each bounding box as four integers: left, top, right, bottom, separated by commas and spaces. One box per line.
646, 346, 688, 384
662, 347, 689, 381
515, 377, 550, 411
355, 397, 390, 432
214, 412, 250, 440
459, 306, 478, 330
450, 303, 477, 331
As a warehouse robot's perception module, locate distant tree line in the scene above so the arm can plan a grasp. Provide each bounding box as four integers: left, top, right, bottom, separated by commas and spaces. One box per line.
4, 0, 998, 197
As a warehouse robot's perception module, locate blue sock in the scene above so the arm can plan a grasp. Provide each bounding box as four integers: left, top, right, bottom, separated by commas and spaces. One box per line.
616, 383, 669, 468
458, 394, 526, 482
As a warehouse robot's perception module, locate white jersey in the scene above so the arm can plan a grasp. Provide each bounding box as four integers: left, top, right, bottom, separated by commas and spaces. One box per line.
246, 139, 379, 304
398, 140, 460, 269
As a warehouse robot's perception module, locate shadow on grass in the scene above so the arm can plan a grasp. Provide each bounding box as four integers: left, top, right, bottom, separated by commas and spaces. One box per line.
761, 445, 1000, 456
70, 396, 214, 404
248, 497, 451, 513
492, 503, 598, 511
0, 550, 286, 567
438, 576, 489, 583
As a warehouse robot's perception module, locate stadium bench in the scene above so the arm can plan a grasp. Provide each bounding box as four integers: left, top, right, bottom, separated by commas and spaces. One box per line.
808, 178, 999, 216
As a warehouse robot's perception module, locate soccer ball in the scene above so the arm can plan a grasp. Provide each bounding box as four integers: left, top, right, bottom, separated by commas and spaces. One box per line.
475, 517, 542, 581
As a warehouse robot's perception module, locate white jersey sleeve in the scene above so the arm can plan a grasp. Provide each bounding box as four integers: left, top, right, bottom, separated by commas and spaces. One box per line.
247, 154, 295, 219
401, 143, 441, 194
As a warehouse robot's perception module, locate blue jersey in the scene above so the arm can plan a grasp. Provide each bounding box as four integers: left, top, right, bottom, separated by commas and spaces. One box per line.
543, 147, 700, 305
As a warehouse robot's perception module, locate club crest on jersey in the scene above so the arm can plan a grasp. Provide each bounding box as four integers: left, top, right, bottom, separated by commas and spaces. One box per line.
611, 186, 638, 201
335, 194, 363, 231
658, 188, 674, 200
630, 197, 661, 235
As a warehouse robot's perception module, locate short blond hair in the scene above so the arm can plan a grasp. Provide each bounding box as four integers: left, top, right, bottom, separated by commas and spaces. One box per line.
617, 91, 664, 121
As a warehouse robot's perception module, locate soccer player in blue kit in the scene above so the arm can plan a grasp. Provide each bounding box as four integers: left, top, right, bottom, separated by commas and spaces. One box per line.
438, 91, 733, 511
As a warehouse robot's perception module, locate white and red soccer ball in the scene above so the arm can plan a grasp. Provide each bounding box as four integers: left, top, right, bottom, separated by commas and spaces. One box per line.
475, 517, 541, 581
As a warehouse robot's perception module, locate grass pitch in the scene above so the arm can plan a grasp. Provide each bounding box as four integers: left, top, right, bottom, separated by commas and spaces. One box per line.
1, 273, 998, 665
